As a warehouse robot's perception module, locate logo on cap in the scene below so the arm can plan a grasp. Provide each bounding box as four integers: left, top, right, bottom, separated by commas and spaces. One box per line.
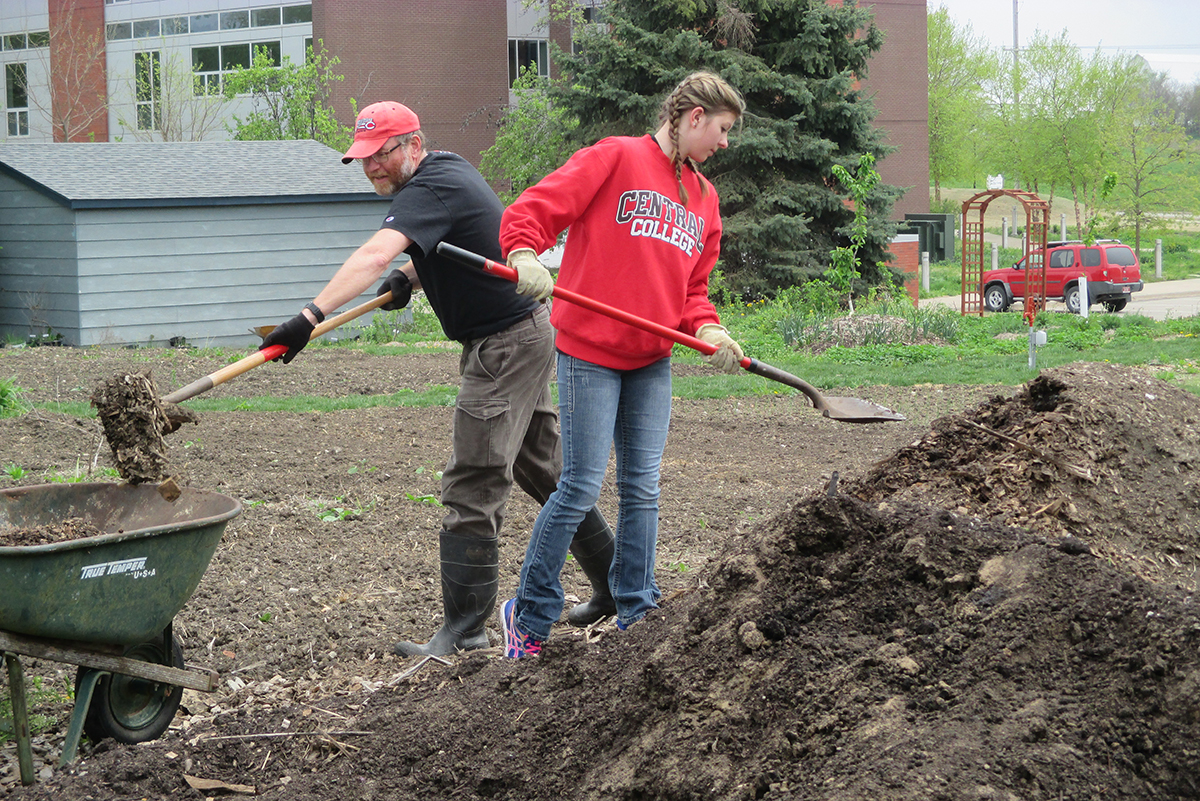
356, 118, 377, 132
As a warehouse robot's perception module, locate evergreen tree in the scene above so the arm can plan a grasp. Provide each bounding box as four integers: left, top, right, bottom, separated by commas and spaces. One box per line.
550, 0, 902, 298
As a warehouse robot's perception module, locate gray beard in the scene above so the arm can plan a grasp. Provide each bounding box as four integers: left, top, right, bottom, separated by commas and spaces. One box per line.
373, 157, 417, 196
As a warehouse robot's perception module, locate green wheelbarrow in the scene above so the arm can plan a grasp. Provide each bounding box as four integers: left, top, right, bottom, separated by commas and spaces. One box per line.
0, 482, 241, 785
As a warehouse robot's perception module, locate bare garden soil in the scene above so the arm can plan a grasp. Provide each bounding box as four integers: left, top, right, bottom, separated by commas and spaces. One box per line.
1, 345, 1199, 800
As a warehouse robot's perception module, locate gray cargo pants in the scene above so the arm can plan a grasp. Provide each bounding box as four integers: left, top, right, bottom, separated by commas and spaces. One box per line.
440, 305, 563, 539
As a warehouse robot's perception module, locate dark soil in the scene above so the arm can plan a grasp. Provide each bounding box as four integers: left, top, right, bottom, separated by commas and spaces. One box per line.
0, 518, 105, 547
90, 371, 171, 484
1, 345, 1199, 800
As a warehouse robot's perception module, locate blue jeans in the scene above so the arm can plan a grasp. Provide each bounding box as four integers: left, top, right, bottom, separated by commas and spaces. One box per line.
515, 353, 672, 641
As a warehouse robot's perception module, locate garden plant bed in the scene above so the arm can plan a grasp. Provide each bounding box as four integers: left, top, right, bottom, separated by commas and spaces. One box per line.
2, 346, 1198, 799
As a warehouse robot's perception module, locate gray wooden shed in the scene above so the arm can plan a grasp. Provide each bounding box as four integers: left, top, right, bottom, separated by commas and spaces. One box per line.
0, 140, 392, 347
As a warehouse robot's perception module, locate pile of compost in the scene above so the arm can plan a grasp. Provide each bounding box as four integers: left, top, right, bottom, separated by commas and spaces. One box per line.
5, 361, 1199, 800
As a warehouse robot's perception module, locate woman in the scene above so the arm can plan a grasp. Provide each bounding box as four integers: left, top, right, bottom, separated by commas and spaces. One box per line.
497, 71, 746, 657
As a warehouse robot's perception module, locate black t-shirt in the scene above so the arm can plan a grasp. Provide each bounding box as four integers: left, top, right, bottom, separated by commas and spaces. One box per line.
380, 151, 538, 341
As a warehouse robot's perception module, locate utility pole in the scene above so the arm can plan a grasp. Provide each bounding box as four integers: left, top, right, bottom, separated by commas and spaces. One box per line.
1012, 0, 1020, 190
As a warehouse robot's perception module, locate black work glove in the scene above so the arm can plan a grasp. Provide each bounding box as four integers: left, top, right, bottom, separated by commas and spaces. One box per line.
260, 313, 314, 364
376, 269, 413, 311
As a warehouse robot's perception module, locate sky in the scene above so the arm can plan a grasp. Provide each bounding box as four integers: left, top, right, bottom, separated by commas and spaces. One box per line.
930, 0, 1200, 87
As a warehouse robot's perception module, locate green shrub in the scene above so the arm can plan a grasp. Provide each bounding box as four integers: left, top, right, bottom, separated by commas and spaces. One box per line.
0, 378, 29, 418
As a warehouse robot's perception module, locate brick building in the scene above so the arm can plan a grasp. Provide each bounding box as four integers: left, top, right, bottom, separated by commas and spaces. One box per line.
0, 0, 927, 216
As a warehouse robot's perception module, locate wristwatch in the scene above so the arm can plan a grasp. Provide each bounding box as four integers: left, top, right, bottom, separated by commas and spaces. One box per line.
303, 301, 325, 324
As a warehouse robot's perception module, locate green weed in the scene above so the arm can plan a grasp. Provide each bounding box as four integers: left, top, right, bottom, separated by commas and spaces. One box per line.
44, 459, 94, 484
314, 495, 375, 522
0, 377, 29, 419
350, 296, 445, 344
0, 674, 73, 745
406, 492, 443, 507
3, 463, 27, 481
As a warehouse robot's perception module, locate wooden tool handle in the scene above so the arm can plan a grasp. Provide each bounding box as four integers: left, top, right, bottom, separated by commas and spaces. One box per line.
162, 293, 394, 405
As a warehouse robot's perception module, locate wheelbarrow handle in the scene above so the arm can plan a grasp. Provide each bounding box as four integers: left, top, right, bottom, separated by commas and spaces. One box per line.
435, 243, 905, 424
162, 292, 394, 405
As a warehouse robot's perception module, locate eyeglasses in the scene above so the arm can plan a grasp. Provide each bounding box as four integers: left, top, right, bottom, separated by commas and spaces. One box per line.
359, 140, 403, 166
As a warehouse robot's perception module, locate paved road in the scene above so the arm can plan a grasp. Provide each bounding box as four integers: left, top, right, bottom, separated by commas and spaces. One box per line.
922, 278, 1200, 321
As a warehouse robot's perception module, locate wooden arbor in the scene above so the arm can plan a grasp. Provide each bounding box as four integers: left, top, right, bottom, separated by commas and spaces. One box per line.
960, 189, 1050, 323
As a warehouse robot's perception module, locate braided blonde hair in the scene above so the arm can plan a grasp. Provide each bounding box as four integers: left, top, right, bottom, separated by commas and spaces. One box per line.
659, 71, 745, 205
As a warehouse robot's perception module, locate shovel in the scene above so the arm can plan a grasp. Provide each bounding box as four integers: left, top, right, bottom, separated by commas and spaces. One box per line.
435, 243, 904, 424
161, 292, 394, 406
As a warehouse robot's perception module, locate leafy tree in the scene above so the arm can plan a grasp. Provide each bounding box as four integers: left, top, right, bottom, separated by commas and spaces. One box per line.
117, 46, 226, 141
479, 68, 579, 204
222, 41, 352, 150
1108, 90, 1198, 252
926, 8, 999, 202
826, 153, 881, 314
18, 11, 107, 141
549, 0, 902, 299
983, 31, 1148, 232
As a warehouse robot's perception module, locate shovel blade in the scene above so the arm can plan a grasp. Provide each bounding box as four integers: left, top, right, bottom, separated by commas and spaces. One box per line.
742, 359, 904, 424
818, 396, 907, 424
250, 325, 276, 339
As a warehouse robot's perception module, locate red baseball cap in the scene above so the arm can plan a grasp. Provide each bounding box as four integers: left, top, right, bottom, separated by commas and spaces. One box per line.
341, 101, 421, 164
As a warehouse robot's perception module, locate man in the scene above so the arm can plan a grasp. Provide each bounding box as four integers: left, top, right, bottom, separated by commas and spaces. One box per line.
261, 101, 616, 657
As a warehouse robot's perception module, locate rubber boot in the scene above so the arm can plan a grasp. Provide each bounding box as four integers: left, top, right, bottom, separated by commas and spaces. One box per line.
393, 531, 498, 657
566, 508, 618, 626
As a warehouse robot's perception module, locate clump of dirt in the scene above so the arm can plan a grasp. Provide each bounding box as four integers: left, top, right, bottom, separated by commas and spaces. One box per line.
90, 372, 171, 484
0, 518, 105, 547
11, 361, 1200, 801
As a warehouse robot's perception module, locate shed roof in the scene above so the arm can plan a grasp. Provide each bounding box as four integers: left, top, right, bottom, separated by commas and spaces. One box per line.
0, 140, 381, 209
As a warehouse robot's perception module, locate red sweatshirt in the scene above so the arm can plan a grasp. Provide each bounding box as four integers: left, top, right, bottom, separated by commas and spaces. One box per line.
500, 135, 724, 371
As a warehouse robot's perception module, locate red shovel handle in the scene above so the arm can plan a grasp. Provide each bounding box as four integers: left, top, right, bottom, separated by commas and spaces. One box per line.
434, 243, 905, 424
435, 242, 733, 362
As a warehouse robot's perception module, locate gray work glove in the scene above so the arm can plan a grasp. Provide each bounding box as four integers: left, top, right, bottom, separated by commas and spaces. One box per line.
696, 323, 744, 374
507, 248, 554, 302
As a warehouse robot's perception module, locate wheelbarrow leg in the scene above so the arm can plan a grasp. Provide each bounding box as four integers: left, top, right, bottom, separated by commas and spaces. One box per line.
60, 667, 106, 767
4, 652, 35, 785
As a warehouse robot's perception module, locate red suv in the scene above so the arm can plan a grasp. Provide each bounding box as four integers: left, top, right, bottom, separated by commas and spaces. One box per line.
982, 240, 1144, 313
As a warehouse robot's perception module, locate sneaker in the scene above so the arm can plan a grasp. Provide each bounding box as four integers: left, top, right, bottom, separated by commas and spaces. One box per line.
499, 597, 542, 659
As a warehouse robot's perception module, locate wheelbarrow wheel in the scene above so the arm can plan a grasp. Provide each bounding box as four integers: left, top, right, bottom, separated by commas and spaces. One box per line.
75, 631, 185, 744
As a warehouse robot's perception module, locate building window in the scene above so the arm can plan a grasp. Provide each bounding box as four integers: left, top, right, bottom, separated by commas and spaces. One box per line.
221, 11, 250, 31
508, 39, 549, 86
28, 31, 50, 48
253, 8, 282, 27
190, 13, 218, 34
253, 42, 282, 67
135, 51, 161, 130
5, 63, 29, 137
193, 42, 281, 95
193, 46, 220, 94
133, 19, 161, 39
222, 43, 251, 71
4, 34, 28, 50
283, 5, 313, 25
106, 22, 131, 41
162, 17, 189, 35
